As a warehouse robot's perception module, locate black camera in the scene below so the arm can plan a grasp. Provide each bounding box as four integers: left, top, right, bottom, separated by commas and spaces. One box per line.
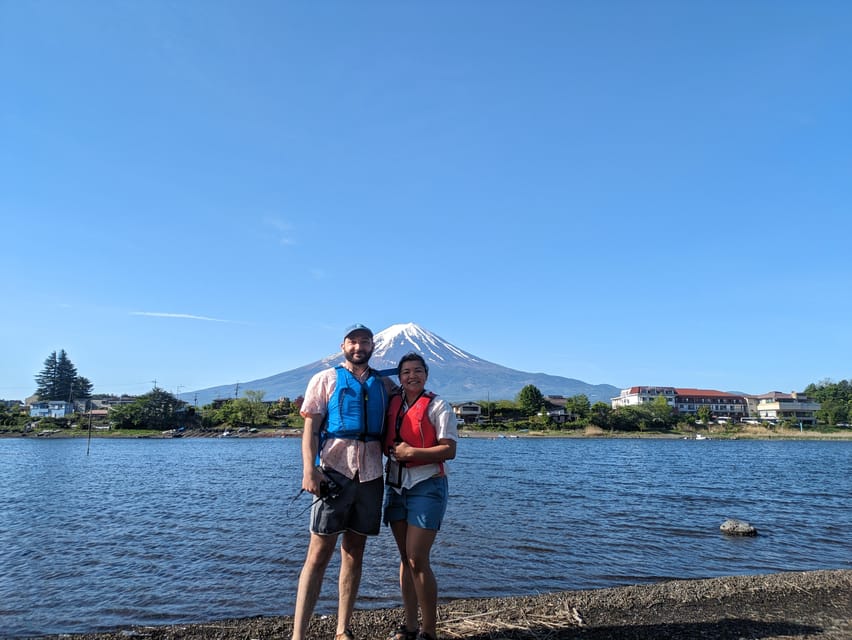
319, 478, 341, 500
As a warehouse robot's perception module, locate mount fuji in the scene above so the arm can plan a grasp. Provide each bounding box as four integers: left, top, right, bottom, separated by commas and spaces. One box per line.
186, 323, 619, 406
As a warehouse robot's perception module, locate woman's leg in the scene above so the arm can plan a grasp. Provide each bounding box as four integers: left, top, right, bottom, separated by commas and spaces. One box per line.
390, 519, 419, 633
404, 525, 439, 638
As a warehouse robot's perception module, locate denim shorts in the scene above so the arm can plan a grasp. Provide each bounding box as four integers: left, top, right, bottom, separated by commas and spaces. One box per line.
383, 475, 448, 531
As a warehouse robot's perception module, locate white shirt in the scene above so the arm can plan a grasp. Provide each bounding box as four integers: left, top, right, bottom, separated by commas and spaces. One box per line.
387, 394, 459, 492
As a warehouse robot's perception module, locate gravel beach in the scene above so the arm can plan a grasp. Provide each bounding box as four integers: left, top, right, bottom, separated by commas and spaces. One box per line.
26, 569, 851, 640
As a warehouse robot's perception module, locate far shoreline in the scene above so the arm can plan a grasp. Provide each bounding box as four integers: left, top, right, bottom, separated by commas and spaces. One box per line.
3, 425, 852, 441
458, 426, 852, 440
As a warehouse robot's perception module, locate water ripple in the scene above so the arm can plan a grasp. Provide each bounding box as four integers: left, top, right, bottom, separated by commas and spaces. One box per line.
0, 437, 849, 637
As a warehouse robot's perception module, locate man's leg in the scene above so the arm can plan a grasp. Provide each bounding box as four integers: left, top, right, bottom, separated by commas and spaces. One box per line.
336, 530, 367, 636
293, 532, 339, 640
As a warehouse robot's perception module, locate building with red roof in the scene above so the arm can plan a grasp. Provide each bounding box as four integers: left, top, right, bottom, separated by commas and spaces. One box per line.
612, 386, 820, 424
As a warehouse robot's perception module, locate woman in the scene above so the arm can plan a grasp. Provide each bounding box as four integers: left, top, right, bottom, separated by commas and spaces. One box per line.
384, 352, 458, 640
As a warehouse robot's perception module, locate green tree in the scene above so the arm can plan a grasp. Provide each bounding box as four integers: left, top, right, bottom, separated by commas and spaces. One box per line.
815, 399, 847, 426
611, 405, 651, 431
589, 401, 612, 430
211, 390, 270, 428
516, 385, 544, 416
35, 349, 79, 401
0, 403, 21, 427
478, 399, 497, 423
564, 394, 591, 421
649, 396, 674, 427
805, 378, 851, 425
109, 400, 142, 429
110, 388, 186, 430
35, 351, 60, 399
72, 376, 94, 401
696, 405, 712, 425
242, 390, 269, 426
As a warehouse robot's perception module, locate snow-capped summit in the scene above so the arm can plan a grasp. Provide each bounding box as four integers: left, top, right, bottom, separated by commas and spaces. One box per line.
371, 322, 480, 366
187, 322, 618, 405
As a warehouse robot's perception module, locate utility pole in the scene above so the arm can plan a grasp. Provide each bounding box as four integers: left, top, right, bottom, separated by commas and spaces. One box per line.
234, 383, 240, 399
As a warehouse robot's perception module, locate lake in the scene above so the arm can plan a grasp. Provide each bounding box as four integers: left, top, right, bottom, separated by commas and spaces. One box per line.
0, 436, 849, 637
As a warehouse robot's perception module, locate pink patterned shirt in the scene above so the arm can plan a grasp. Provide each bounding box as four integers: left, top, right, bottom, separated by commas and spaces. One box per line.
300, 367, 395, 482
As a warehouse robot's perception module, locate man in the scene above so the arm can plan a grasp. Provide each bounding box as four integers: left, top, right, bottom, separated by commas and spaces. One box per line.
292, 324, 395, 640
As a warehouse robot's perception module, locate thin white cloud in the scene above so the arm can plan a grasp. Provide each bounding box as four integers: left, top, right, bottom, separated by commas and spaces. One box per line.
131, 311, 235, 323
264, 216, 296, 246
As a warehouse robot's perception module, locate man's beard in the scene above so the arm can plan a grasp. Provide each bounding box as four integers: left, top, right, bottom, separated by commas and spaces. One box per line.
344, 348, 372, 365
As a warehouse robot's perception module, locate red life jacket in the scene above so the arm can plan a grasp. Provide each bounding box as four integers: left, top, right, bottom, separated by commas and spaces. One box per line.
385, 391, 444, 473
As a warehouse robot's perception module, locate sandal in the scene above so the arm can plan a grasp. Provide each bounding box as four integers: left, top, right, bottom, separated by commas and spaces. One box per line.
335, 629, 355, 640
388, 624, 417, 640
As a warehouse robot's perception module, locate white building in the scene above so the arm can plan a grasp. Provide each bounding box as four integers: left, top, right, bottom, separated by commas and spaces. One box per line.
611, 386, 676, 408
745, 392, 820, 426
612, 386, 747, 419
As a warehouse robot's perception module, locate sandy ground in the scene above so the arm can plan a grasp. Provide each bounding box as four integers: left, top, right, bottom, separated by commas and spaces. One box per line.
24, 569, 851, 640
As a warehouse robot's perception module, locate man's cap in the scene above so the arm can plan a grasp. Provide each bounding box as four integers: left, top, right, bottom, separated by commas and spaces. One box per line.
343, 324, 373, 340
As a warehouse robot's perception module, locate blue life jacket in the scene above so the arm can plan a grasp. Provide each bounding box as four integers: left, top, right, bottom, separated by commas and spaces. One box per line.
319, 366, 388, 461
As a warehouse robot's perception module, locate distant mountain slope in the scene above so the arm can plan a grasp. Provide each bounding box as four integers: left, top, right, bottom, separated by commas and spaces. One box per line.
186, 323, 619, 406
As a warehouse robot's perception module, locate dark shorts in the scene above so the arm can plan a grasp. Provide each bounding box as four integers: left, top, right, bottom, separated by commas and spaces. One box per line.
310, 468, 383, 536
383, 475, 448, 531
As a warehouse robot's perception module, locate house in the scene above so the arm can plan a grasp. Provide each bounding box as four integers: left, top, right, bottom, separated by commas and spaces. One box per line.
541, 396, 572, 424
745, 392, 821, 426
29, 401, 75, 418
539, 407, 570, 424
452, 402, 482, 424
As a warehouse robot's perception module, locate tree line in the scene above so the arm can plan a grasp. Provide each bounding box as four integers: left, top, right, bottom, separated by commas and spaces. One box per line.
503, 384, 686, 432
7, 350, 850, 432
505, 382, 852, 431
104, 389, 294, 431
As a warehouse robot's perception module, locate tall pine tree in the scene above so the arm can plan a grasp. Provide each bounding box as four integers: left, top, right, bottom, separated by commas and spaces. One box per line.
72, 376, 94, 400
34, 351, 60, 400
34, 350, 89, 401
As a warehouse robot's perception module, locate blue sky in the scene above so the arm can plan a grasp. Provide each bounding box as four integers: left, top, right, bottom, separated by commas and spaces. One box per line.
2, 1, 851, 400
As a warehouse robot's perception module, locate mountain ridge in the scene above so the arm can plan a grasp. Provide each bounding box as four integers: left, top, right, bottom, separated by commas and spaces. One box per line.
186, 323, 619, 406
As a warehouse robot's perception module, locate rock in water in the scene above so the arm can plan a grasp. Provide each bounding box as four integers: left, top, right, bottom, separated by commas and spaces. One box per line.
720, 518, 758, 536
